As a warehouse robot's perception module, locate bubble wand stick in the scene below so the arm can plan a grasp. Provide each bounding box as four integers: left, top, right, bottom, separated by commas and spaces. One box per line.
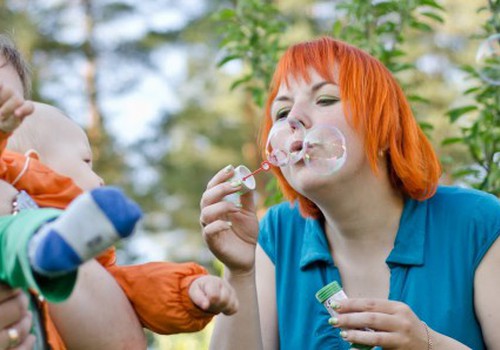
241, 161, 272, 182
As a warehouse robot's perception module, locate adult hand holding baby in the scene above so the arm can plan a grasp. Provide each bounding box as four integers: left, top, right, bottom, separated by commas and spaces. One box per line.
0, 83, 33, 134
0, 283, 34, 350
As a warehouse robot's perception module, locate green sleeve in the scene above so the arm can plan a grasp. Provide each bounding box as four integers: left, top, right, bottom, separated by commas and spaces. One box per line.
0, 209, 77, 303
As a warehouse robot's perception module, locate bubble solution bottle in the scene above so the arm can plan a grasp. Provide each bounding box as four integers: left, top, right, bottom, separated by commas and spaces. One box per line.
315, 281, 374, 350
223, 165, 257, 205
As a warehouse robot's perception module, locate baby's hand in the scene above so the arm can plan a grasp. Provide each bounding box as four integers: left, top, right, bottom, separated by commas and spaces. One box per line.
188, 275, 238, 315
0, 84, 34, 133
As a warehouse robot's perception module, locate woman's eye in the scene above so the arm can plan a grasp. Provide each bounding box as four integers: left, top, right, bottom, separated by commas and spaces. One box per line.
275, 107, 290, 120
317, 96, 340, 106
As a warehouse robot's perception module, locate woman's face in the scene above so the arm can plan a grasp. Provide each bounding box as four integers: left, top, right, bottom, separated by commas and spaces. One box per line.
269, 68, 369, 197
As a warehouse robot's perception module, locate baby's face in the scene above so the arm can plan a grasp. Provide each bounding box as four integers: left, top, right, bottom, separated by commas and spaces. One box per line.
41, 116, 104, 191
10, 103, 105, 191
8, 103, 104, 191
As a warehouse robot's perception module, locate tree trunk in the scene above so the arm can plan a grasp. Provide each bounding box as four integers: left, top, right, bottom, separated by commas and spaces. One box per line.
81, 0, 102, 160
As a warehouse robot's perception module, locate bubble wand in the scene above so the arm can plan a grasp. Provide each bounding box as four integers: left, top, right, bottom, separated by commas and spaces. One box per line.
241, 161, 271, 182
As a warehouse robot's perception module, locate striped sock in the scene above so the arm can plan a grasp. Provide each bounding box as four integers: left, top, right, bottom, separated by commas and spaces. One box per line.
29, 186, 142, 276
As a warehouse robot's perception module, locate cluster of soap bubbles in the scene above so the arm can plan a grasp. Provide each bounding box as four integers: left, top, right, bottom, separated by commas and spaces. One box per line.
476, 34, 500, 85
265, 119, 347, 175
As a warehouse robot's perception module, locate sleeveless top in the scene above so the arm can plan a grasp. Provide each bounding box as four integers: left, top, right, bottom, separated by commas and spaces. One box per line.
258, 186, 500, 349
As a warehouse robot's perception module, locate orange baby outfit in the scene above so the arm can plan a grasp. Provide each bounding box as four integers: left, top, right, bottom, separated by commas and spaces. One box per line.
0, 132, 213, 349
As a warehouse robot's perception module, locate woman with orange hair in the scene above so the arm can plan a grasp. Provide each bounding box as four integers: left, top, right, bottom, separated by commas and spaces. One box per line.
200, 37, 500, 349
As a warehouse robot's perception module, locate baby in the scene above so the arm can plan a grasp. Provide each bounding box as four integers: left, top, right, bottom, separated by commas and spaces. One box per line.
0, 84, 237, 347
0, 82, 145, 349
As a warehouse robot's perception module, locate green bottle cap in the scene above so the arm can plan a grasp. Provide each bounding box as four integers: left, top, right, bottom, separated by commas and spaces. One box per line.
315, 281, 342, 303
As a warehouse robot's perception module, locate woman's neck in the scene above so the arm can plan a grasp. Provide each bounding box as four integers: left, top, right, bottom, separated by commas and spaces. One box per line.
315, 166, 404, 255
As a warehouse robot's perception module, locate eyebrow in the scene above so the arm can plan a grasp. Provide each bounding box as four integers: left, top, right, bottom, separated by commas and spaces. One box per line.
273, 81, 336, 103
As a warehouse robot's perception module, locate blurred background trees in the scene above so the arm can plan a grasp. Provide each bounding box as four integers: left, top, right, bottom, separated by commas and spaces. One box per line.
1, 0, 498, 348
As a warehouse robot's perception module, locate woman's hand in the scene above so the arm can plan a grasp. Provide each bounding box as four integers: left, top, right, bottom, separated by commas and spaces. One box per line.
200, 165, 260, 275
331, 299, 429, 350
0, 283, 35, 350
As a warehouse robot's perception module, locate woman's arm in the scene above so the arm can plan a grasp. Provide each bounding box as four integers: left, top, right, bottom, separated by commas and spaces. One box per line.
210, 268, 263, 350
474, 236, 500, 350
48, 260, 146, 350
201, 165, 269, 350
210, 246, 277, 350
256, 245, 278, 350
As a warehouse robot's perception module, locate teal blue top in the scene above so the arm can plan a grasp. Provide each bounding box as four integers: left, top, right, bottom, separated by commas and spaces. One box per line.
258, 186, 500, 350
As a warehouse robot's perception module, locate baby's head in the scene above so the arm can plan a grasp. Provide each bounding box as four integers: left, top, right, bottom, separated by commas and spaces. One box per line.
8, 102, 104, 190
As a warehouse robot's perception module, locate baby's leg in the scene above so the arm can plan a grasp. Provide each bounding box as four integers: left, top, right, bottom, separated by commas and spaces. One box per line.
29, 186, 142, 276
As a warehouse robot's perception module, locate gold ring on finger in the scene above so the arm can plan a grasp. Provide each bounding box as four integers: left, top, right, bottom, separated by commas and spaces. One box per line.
7, 327, 20, 348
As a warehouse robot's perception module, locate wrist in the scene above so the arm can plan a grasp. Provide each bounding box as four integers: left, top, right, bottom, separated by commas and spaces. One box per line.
225, 267, 255, 280
425, 324, 472, 350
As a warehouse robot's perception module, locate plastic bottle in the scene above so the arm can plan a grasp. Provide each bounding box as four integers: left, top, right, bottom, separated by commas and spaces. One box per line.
315, 281, 374, 350
223, 165, 256, 204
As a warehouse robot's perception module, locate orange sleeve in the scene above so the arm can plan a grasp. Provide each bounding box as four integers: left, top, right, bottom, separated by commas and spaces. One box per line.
0, 149, 82, 209
106, 262, 214, 334
0, 131, 12, 176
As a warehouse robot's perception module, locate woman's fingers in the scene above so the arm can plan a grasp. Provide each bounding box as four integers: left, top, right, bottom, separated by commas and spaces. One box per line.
206, 165, 235, 190
0, 291, 29, 330
0, 310, 33, 350
203, 219, 233, 236
0, 284, 20, 303
13, 334, 36, 350
336, 298, 404, 315
200, 166, 245, 229
331, 299, 428, 349
334, 311, 399, 332
200, 200, 239, 228
340, 329, 399, 349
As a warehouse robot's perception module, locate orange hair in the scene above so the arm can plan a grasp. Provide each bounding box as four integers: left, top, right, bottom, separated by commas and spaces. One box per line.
260, 37, 441, 218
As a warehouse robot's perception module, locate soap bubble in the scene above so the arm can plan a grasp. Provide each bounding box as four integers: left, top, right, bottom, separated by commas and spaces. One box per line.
265, 119, 305, 166
303, 125, 347, 175
476, 34, 500, 85
265, 119, 347, 175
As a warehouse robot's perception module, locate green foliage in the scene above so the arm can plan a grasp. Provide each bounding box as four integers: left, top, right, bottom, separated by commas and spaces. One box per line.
332, 0, 444, 73
443, 1, 500, 195
214, 0, 288, 206
213, 0, 287, 107
330, 1, 445, 143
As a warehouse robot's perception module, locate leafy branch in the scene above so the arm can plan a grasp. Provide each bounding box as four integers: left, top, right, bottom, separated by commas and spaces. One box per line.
442, 0, 500, 195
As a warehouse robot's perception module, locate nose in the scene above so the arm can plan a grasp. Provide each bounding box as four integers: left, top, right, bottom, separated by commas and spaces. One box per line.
92, 171, 105, 187
287, 103, 311, 129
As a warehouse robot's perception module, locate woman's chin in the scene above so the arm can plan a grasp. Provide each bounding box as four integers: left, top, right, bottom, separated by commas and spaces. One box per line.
288, 169, 335, 194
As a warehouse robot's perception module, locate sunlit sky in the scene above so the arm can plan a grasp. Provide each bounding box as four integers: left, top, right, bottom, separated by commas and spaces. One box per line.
35, 0, 208, 145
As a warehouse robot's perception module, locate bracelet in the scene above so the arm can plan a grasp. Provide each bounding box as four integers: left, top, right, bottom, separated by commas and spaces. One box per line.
422, 321, 433, 350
